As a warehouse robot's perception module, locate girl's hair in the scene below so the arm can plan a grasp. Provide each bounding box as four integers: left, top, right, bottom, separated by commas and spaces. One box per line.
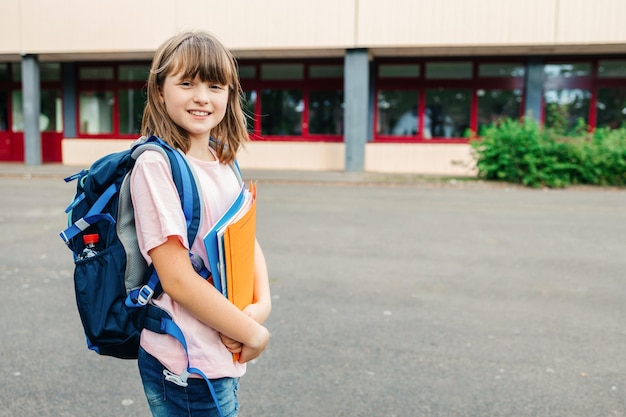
142, 30, 248, 164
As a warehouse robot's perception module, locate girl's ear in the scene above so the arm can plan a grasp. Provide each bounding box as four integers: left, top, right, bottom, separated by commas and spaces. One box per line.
158, 86, 165, 104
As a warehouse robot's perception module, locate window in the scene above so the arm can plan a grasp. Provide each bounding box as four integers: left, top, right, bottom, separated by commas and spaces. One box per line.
598, 60, 626, 78
40, 90, 63, 132
77, 63, 149, 137
379, 64, 420, 78
243, 90, 257, 133
240, 60, 343, 140
377, 90, 419, 136
11, 91, 22, 131
0, 64, 8, 82
80, 66, 114, 80
239, 65, 256, 80
544, 63, 591, 78
261, 64, 304, 80
426, 62, 472, 79
310, 65, 344, 79
477, 89, 522, 134
118, 89, 144, 135
596, 87, 626, 129
544, 89, 591, 132
425, 89, 471, 138
479, 63, 525, 78
0, 91, 7, 131
260, 89, 303, 136
41, 63, 61, 82
375, 60, 524, 141
309, 90, 344, 135
79, 91, 114, 134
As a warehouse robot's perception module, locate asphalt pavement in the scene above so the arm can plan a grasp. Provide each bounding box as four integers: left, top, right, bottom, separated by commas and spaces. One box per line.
0, 164, 625, 417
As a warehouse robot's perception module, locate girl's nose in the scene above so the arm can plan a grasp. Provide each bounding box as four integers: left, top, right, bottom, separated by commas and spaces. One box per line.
193, 86, 210, 104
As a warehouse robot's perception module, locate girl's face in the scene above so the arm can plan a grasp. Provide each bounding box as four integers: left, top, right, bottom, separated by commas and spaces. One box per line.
159, 71, 229, 142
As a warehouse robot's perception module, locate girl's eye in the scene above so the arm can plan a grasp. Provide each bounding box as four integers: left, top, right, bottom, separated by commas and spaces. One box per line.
211, 84, 224, 90
180, 80, 192, 87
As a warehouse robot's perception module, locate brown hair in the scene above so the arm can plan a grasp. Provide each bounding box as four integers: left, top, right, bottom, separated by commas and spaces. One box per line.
141, 30, 248, 164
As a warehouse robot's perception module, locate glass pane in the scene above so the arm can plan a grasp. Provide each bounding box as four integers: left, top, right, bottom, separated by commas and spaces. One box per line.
0, 91, 8, 130
544, 89, 590, 132
118, 89, 145, 134
79, 91, 114, 134
309, 90, 344, 135
239, 65, 256, 79
379, 64, 420, 78
425, 88, 471, 138
119, 65, 150, 81
261, 64, 304, 80
479, 63, 525, 78
377, 90, 419, 135
598, 60, 626, 78
243, 90, 257, 132
0, 64, 7, 81
477, 89, 522, 134
596, 87, 626, 129
544, 63, 591, 78
11, 91, 23, 131
41, 63, 61, 82
260, 89, 303, 135
12, 63, 21, 82
310, 65, 344, 79
79, 67, 114, 80
40, 89, 63, 132
426, 62, 472, 79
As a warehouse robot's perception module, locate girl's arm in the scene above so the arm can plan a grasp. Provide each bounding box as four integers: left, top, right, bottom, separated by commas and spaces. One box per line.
220, 238, 272, 354
244, 238, 272, 323
149, 236, 270, 363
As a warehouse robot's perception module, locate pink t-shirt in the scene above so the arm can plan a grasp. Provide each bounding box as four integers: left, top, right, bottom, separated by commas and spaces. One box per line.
130, 148, 246, 378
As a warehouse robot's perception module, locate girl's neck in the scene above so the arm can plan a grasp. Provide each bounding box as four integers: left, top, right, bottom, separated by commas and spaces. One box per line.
186, 136, 217, 162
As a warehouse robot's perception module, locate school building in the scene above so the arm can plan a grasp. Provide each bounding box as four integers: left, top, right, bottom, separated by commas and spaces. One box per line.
2, 0, 626, 175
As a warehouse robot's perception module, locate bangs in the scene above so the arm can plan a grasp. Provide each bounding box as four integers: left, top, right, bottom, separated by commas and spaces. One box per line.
165, 34, 237, 86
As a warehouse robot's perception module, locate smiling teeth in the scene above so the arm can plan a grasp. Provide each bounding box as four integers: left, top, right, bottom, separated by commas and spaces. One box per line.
190, 111, 209, 116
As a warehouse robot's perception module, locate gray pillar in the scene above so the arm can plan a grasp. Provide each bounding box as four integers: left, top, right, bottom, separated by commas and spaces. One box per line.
344, 49, 370, 172
524, 57, 544, 122
22, 54, 41, 165
62, 63, 77, 137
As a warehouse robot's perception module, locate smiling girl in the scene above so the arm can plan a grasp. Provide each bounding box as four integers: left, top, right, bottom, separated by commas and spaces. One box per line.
131, 31, 271, 417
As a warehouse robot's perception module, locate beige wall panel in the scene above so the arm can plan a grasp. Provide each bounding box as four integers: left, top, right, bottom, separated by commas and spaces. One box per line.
365, 143, 476, 176
19, 0, 178, 54
357, 0, 557, 47
62, 139, 133, 167
235, 142, 345, 171
176, 0, 356, 50
556, 0, 626, 43
62, 139, 346, 171
0, 0, 21, 54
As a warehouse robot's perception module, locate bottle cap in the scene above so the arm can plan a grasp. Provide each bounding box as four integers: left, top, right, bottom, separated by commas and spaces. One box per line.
83, 234, 99, 245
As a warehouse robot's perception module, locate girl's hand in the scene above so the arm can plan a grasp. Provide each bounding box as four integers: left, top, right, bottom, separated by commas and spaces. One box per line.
242, 303, 267, 324
219, 334, 242, 354
238, 325, 270, 364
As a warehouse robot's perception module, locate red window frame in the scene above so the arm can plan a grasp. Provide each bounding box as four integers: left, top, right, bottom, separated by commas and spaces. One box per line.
374, 58, 526, 143
76, 63, 147, 139
239, 59, 344, 143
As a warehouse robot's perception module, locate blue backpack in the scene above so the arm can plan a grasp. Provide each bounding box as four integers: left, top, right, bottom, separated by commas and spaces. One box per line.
60, 135, 204, 358
60, 136, 240, 416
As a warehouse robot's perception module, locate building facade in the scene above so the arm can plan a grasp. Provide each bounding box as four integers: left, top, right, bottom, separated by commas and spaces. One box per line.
1, 0, 626, 174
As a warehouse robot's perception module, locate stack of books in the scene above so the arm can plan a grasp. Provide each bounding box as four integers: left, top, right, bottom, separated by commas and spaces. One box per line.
204, 181, 257, 310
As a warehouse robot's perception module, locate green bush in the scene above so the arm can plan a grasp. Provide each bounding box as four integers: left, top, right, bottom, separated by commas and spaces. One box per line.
471, 118, 626, 188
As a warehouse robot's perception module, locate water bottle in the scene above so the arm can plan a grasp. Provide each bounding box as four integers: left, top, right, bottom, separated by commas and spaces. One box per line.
80, 234, 99, 259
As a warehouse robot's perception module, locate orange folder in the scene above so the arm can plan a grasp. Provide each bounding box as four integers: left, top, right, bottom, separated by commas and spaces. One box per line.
222, 182, 257, 361
223, 181, 257, 310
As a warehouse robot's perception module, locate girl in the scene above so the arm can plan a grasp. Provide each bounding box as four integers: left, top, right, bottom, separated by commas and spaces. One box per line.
131, 31, 271, 417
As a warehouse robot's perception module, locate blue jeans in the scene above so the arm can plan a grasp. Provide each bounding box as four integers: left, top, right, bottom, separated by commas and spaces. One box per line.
138, 347, 240, 417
